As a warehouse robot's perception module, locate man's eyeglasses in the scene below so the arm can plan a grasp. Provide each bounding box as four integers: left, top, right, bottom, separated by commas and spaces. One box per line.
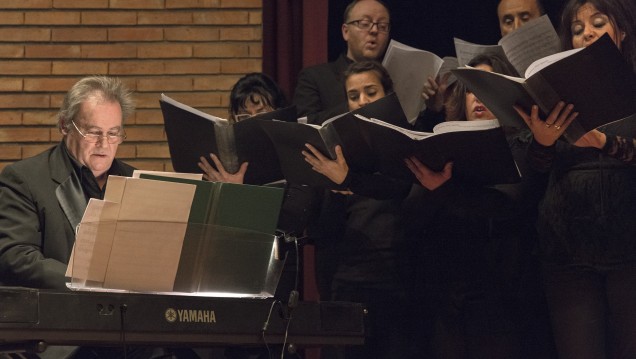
346, 19, 390, 33
71, 120, 126, 144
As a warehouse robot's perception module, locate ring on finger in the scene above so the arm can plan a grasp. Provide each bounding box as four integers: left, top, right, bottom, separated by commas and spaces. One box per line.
545, 122, 552, 128
554, 125, 561, 130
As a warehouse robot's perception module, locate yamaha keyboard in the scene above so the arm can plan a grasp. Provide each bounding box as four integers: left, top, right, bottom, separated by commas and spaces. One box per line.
0, 287, 365, 349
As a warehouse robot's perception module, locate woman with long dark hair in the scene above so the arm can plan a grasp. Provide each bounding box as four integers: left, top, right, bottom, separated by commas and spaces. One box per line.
515, 0, 636, 357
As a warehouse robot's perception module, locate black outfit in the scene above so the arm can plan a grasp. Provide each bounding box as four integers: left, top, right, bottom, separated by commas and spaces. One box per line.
307, 170, 411, 299
307, 172, 413, 359
293, 53, 351, 124
404, 128, 555, 359
294, 52, 416, 358
0, 142, 134, 289
527, 120, 636, 359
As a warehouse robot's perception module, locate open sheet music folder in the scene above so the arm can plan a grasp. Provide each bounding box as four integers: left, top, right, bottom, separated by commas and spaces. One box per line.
66, 175, 286, 298
67, 222, 285, 298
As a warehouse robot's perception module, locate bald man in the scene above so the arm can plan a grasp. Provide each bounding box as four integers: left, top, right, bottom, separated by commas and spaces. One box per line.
497, 0, 545, 37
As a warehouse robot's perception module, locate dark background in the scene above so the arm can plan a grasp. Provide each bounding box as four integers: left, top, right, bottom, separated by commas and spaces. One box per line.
327, 0, 569, 61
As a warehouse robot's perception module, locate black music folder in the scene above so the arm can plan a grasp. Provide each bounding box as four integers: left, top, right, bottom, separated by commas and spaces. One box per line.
161, 93, 297, 185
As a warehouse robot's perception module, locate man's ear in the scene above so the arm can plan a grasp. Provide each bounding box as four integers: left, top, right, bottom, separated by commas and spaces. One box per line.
59, 119, 69, 135
342, 23, 349, 42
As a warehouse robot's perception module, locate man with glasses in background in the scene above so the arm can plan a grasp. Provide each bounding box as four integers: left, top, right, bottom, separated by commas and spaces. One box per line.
293, 0, 391, 125
292, 0, 391, 302
0, 75, 135, 290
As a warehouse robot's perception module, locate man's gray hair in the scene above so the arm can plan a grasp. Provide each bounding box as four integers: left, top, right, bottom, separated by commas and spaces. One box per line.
57, 76, 135, 132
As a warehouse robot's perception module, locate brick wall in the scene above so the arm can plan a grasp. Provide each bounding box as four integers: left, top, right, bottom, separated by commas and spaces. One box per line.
0, 0, 263, 171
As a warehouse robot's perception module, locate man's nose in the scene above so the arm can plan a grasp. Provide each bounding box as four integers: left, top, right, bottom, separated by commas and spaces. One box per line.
95, 135, 109, 147
368, 22, 379, 34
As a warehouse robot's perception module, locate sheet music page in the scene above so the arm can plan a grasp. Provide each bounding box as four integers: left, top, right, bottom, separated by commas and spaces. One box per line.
382, 39, 443, 123
354, 114, 434, 140
499, 15, 561, 76
116, 177, 195, 222
432, 119, 500, 134
103, 177, 195, 292
524, 47, 583, 78
103, 175, 127, 203
103, 221, 189, 292
66, 199, 120, 286
321, 112, 348, 127
69, 177, 196, 292
454, 37, 507, 67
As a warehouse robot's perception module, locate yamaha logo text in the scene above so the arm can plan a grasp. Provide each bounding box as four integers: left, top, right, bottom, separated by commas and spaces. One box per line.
165, 308, 216, 323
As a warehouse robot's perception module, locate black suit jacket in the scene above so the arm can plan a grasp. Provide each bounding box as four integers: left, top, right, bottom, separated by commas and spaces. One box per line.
0, 142, 134, 289
293, 54, 352, 124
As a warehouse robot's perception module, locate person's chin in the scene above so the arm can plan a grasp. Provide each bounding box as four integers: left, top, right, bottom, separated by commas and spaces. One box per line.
89, 157, 115, 171
362, 52, 381, 61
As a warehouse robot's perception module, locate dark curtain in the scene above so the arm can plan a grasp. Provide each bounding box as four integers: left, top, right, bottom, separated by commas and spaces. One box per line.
263, 0, 328, 104
263, 0, 328, 305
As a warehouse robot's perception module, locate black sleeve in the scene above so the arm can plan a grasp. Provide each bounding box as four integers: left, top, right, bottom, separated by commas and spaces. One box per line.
526, 137, 556, 173
0, 166, 68, 289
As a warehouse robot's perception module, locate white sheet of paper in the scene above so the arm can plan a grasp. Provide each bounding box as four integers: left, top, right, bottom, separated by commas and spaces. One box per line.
382, 39, 443, 123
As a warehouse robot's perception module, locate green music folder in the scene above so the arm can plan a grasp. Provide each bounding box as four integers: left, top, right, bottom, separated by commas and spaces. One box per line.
139, 174, 286, 294
139, 174, 284, 234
